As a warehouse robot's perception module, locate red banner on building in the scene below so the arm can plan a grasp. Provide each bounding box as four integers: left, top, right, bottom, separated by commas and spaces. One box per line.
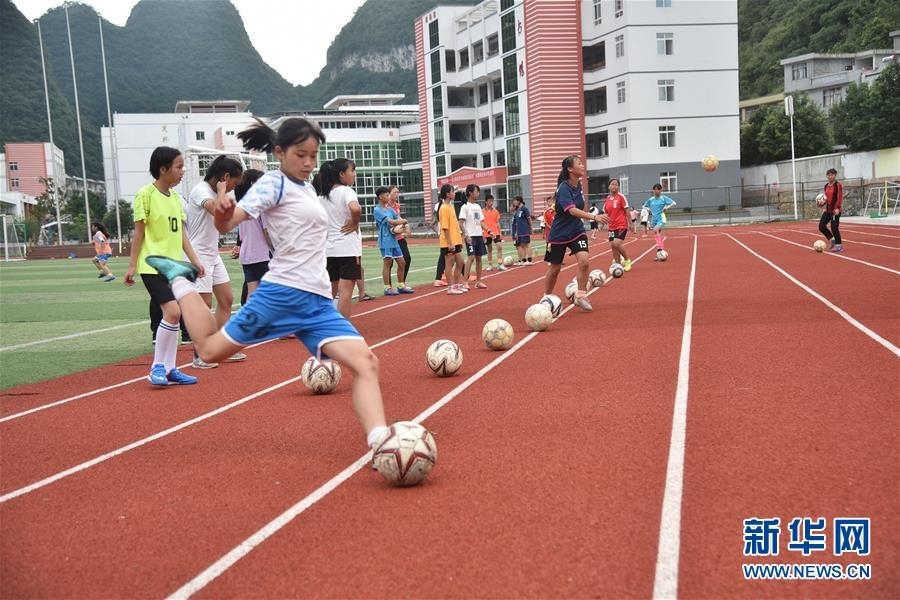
437, 167, 508, 188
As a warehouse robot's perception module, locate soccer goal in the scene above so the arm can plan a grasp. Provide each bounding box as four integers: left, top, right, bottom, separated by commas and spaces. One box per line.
181, 146, 270, 196
1, 214, 26, 261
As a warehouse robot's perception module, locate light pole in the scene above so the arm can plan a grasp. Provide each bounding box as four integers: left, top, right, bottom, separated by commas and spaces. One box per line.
784, 94, 798, 220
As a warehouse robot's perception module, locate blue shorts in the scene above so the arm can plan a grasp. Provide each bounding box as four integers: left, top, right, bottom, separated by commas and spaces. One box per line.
223, 281, 362, 358
466, 236, 487, 257
514, 235, 531, 247
94, 253, 112, 262
650, 216, 666, 229
380, 247, 404, 259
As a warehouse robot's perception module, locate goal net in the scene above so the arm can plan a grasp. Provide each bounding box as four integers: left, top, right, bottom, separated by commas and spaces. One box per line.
1, 214, 25, 261
181, 146, 270, 197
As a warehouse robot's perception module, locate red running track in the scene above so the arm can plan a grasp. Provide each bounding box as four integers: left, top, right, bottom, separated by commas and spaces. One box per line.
1, 223, 897, 598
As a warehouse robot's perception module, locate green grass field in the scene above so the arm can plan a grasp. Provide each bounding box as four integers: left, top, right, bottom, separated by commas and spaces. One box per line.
0, 244, 475, 390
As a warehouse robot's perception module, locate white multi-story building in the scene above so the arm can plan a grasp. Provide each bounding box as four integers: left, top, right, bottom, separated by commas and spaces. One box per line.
416, 0, 740, 214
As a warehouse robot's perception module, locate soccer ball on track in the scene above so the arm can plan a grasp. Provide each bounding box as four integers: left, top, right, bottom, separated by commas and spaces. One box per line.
564, 281, 579, 304
609, 263, 624, 278
813, 240, 826, 252
502, 256, 515, 267
539, 294, 563, 317
373, 421, 437, 487
656, 250, 669, 262
588, 269, 607, 289
300, 357, 342, 394
524, 303, 553, 331
482, 318, 514, 351
425, 339, 463, 376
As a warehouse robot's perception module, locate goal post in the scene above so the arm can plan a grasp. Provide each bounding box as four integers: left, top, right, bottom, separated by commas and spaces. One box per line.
1, 214, 26, 261
181, 146, 270, 196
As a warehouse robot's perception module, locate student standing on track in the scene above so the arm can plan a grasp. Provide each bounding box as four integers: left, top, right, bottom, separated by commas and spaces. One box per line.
603, 178, 632, 272
124, 146, 204, 386
639, 205, 650, 237
511, 196, 533, 265
588, 202, 600, 239
819, 167, 844, 252
144, 117, 390, 452
233, 169, 269, 303
437, 183, 466, 295
542, 200, 556, 263
315, 158, 364, 317
482, 193, 506, 271
459, 183, 488, 289
642, 184, 676, 256
543, 155, 608, 312
185, 155, 247, 369
374, 186, 413, 296
387, 185, 412, 285
90, 222, 115, 282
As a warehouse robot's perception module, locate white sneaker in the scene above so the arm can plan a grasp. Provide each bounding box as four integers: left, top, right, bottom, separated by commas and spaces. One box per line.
574, 295, 593, 312
227, 352, 247, 362
498, 264, 508, 271
192, 357, 219, 369
485, 265, 492, 271
447, 286, 465, 295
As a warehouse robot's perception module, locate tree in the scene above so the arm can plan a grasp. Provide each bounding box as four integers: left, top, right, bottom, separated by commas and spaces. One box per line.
831, 62, 900, 151
744, 93, 832, 165
102, 200, 133, 242
62, 187, 107, 242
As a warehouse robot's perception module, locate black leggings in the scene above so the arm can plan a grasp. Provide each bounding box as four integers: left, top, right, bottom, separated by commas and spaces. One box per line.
398, 238, 411, 281
818, 212, 842, 245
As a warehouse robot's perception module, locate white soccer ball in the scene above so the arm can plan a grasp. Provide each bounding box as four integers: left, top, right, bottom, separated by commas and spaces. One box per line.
502, 256, 514, 267
482, 318, 514, 351
300, 357, 342, 394
815, 193, 826, 207
391, 224, 404, 234
701, 154, 719, 172
524, 303, 553, 331
373, 421, 437, 487
425, 339, 463, 376
609, 263, 624, 278
813, 240, 826, 252
589, 269, 607, 288
657, 249, 669, 262
564, 281, 579, 304
539, 294, 563, 317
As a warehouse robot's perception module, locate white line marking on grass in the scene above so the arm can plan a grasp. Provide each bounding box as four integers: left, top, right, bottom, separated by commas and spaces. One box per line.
0, 321, 147, 352
757, 232, 900, 274
731, 234, 900, 358
652, 235, 698, 600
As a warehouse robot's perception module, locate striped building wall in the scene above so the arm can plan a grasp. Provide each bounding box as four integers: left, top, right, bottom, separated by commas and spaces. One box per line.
414, 16, 434, 221
523, 0, 586, 212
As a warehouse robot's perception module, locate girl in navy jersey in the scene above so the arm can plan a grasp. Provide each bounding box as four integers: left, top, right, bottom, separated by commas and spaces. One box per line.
145, 117, 390, 452
543, 155, 608, 312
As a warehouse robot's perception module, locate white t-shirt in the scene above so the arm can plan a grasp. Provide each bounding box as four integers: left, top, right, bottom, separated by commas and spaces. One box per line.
185, 182, 221, 257
458, 201, 485, 237
321, 185, 362, 257
238, 170, 331, 298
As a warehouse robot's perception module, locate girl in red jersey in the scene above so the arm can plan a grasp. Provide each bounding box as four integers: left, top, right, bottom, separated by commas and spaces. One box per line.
603, 178, 632, 271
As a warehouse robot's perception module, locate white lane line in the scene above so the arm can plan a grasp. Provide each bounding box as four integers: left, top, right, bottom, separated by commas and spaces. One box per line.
652, 235, 698, 600
778, 229, 900, 251
757, 232, 900, 274
731, 234, 900, 358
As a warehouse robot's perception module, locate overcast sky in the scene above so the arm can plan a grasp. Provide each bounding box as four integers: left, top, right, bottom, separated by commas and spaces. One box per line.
11, 0, 367, 86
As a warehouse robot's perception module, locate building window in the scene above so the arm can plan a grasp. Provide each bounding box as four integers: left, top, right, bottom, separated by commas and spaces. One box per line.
487, 33, 499, 57
492, 78, 503, 100
583, 42, 605, 71
615, 35, 624, 58
434, 121, 445, 153
659, 125, 676, 147
435, 157, 447, 178
507, 138, 521, 176
505, 96, 520, 135
823, 86, 843, 108
494, 113, 505, 137
656, 0, 672, 6
618, 127, 628, 149
585, 87, 607, 114
618, 176, 629, 194
500, 0, 514, 10
481, 117, 490, 140
508, 178, 522, 200
8, 161, 17, 171
482, 153, 492, 168
657, 33, 673, 55
501, 12, 516, 54
432, 86, 443, 118
616, 81, 626, 104
660, 171, 677, 192
791, 63, 808, 80
615, 0, 623, 17
586, 132, 609, 158
593, 0, 602, 24
429, 19, 439, 49
473, 40, 484, 64
495, 150, 505, 166
445, 50, 456, 72
225, 130, 235, 136
10, 178, 19, 188
658, 79, 675, 102
195, 131, 206, 141
430, 51, 442, 84
459, 48, 469, 69
478, 83, 489, 105
503, 55, 518, 94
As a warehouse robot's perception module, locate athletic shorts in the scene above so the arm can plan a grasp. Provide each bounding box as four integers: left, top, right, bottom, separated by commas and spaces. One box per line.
380, 247, 404, 260
589, 221, 599, 230
141, 273, 178, 306
650, 216, 666, 229
640, 220, 648, 226
514, 235, 531, 247
326, 256, 361, 282
440, 245, 464, 258
484, 235, 502, 245
94, 253, 112, 263
546, 235, 589, 265
241, 261, 269, 284
608, 228, 629, 241
223, 281, 362, 358
466, 236, 487, 257
195, 253, 230, 294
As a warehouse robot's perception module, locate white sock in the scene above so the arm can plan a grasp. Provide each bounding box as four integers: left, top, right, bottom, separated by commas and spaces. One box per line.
156, 320, 179, 372
367, 425, 389, 448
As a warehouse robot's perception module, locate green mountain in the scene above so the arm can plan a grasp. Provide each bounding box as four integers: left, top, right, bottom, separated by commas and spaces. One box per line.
1, 0, 897, 181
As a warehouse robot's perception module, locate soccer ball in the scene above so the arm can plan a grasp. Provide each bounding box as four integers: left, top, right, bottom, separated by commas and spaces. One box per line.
502, 256, 514, 267
589, 269, 607, 288
539, 293, 563, 317
300, 357, 342, 394
373, 421, 437, 487
701, 154, 719, 172
391, 224, 405, 234
524, 303, 553, 331
482, 318, 514, 351
564, 280, 579, 304
813, 240, 826, 252
425, 339, 463, 376
657, 249, 669, 262
609, 263, 624, 278
815, 193, 827, 207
